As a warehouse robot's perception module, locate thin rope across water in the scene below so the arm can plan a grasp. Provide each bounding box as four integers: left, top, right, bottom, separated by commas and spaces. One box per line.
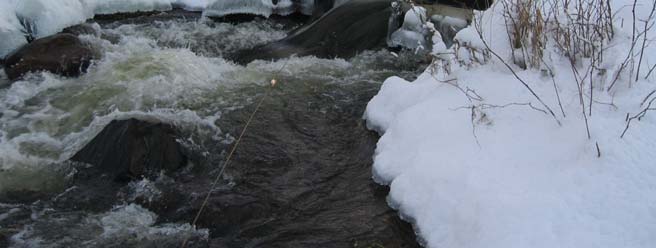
180, 61, 288, 248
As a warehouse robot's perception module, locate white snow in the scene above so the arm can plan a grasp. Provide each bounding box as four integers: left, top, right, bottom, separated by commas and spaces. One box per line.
366, 1, 656, 248
0, 1, 27, 58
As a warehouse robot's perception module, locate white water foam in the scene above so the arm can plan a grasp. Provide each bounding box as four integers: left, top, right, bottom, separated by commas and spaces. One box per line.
10, 203, 208, 247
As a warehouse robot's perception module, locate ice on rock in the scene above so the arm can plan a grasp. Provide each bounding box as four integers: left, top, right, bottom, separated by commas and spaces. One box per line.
389, 6, 429, 51
390, 29, 428, 50
402, 6, 426, 32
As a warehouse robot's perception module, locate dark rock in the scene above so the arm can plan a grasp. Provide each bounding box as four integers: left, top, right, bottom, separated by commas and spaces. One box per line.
3, 34, 98, 81
93, 10, 165, 22
93, 8, 202, 26
232, 0, 391, 63
0, 230, 9, 248
311, 0, 336, 19
209, 13, 311, 30
61, 23, 101, 37
416, 0, 494, 10
70, 118, 188, 182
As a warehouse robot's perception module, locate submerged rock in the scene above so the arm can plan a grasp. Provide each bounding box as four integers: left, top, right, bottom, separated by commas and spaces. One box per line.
3, 34, 98, 81
71, 118, 188, 182
232, 0, 391, 63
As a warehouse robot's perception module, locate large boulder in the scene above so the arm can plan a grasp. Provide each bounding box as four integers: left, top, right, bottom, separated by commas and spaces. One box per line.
3, 33, 98, 81
232, 0, 391, 63
71, 118, 188, 182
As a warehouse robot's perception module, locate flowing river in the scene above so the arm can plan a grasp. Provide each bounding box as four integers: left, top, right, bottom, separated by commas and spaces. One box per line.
0, 10, 426, 247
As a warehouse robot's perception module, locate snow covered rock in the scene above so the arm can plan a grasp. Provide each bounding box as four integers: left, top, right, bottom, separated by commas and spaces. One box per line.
389, 6, 430, 51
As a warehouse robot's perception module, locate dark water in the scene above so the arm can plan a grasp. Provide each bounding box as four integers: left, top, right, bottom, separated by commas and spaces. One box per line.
0, 10, 427, 247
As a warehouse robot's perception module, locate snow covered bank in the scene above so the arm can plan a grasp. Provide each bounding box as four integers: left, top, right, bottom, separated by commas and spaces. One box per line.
0, 0, 329, 59
365, 1, 656, 247
0, 0, 182, 58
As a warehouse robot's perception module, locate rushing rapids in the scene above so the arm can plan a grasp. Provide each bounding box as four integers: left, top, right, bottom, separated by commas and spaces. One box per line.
0, 9, 428, 247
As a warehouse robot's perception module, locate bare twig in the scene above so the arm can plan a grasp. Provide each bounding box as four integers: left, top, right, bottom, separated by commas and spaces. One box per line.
540, 57, 567, 117
646, 63, 656, 79
479, 102, 549, 115
621, 96, 656, 138
641, 89, 656, 106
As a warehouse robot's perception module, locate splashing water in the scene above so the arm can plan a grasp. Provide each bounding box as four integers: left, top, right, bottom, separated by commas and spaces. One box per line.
0, 15, 426, 247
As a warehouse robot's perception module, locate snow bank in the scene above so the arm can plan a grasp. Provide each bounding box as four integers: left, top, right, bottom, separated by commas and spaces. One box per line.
366, 1, 656, 247
367, 70, 656, 248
